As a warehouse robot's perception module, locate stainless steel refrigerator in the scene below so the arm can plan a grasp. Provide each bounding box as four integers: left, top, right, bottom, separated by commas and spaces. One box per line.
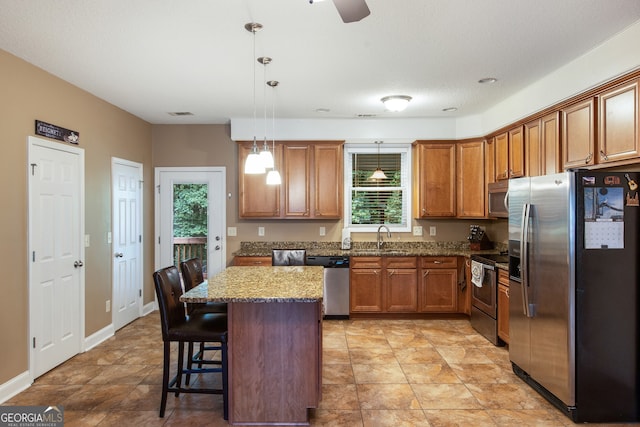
508, 171, 639, 423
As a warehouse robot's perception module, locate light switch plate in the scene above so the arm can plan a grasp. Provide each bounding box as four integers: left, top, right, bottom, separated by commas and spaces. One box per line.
258, 226, 265, 236
319, 226, 326, 236
412, 226, 423, 236
430, 226, 437, 236
227, 226, 237, 236
85, 234, 91, 247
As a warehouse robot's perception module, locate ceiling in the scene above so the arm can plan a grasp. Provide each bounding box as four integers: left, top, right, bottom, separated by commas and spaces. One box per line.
2, 0, 640, 125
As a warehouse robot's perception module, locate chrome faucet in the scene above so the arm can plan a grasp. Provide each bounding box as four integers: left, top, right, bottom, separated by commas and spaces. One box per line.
377, 225, 391, 249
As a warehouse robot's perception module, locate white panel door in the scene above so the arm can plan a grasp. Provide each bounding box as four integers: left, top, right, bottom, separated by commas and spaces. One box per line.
112, 158, 143, 330
155, 168, 226, 277
28, 136, 84, 378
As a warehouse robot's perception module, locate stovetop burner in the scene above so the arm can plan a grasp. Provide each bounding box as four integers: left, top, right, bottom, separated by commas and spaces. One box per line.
471, 253, 509, 265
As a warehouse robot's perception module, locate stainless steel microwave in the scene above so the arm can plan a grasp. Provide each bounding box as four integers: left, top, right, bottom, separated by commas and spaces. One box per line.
488, 181, 509, 218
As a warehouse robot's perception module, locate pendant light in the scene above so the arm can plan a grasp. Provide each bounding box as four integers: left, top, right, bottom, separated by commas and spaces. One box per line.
244, 22, 265, 174
266, 80, 282, 185
258, 56, 274, 169
369, 140, 388, 180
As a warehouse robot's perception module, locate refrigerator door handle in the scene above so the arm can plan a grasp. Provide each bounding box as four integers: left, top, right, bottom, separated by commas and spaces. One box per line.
520, 203, 532, 317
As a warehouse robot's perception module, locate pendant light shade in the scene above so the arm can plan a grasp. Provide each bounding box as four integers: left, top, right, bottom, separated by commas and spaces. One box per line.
369, 140, 388, 180
266, 169, 282, 185
244, 138, 265, 174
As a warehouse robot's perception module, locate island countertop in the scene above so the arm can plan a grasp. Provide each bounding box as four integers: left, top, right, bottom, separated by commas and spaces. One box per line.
180, 265, 324, 303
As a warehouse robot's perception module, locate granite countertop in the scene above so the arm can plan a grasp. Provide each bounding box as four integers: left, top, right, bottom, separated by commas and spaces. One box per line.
233, 241, 506, 258
180, 266, 324, 303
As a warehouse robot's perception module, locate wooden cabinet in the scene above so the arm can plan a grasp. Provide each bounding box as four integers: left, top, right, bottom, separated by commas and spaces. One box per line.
239, 141, 343, 219
350, 257, 383, 313
413, 142, 456, 218
233, 256, 272, 266
456, 140, 485, 218
418, 256, 458, 313
238, 142, 281, 217
384, 257, 418, 312
525, 113, 561, 177
497, 268, 510, 344
350, 257, 418, 313
562, 97, 596, 169
495, 127, 525, 180
598, 79, 640, 163
508, 125, 525, 178
495, 132, 509, 180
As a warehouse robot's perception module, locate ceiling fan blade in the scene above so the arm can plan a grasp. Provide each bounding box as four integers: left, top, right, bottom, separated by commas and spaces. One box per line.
332, 0, 370, 23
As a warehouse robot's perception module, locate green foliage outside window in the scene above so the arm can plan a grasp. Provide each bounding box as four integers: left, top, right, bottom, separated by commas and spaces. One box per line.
173, 184, 208, 237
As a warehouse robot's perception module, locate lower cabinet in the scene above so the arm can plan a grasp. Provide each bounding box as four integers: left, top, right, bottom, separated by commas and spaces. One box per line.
497, 268, 510, 344
418, 256, 458, 313
350, 255, 461, 315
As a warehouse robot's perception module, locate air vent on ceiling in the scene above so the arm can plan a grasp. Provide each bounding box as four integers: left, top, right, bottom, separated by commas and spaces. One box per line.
356, 113, 377, 118
168, 112, 194, 116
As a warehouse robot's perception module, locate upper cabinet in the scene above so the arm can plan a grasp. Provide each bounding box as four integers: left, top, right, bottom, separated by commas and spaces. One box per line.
239, 141, 343, 219
525, 112, 561, 177
598, 79, 640, 163
413, 142, 456, 218
495, 132, 509, 180
562, 97, 596, 168
456, 140, 485, 218
495, 126, 524, 180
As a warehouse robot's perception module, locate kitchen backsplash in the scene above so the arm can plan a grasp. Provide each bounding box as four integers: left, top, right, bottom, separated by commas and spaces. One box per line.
238, 240, 507, 253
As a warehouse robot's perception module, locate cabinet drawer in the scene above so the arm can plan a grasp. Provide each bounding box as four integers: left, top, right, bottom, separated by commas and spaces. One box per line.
385, 256, 417, 269
350, 257, 383, 269
233, 256, 272, 266
498, 268, 510, 286
420, 256, 457, 269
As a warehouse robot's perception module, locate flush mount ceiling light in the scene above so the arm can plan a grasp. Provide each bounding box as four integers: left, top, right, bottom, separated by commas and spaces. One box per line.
478, 77, 498, 84
369, 140, 388, 180
381, 95, 412, 112
244, 22, 265, 174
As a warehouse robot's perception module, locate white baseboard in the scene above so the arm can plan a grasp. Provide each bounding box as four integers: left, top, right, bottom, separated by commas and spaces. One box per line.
0, 371, 31, 405
142, 301, 157, 316
83, 323, 115, 352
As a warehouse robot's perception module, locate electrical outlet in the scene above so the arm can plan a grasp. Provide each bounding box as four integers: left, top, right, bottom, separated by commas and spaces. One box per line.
412, 226, 423, 236
319, 226, 326, 236
258, 226, 265, 236
106, 300, 111, 313
430, 226, 437, 236
227, 226, 237, 236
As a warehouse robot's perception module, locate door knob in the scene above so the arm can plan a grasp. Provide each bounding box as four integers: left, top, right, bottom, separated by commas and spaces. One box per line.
115, 252, 124, 258
215, 245, 221, 250
74, 260, 84, 268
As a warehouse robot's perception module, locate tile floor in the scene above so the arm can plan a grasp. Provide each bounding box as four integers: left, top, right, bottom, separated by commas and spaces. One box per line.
2, 312, 632, 426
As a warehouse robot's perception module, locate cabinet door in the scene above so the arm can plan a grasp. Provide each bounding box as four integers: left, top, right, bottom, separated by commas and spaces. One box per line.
484, 138, 495, 217
563, 98, 596, 168
238, 143, 281, 218
495, 132, 509, 181
313, 143, 343, 218
598, 79, 640, 163
414, 142, 456, 217
456, 140, 485, 218
385, 268, 418, 312
419, 269, 457, 312
525, 119, 542, 177
541, 111, 561, 175
498, 283, 510, 344
350, 268, 383, 312
509, 125, 525, 178
283, 144, 311, 217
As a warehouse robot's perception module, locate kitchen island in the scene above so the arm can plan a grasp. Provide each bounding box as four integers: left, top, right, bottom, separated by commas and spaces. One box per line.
181, 266, 324, 426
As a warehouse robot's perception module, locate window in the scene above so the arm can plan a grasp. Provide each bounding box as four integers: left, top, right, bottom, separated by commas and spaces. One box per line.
344, 143, 412, 232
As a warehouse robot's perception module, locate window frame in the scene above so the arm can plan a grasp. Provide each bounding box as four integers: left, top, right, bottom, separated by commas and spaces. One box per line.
343, 143, 412, 233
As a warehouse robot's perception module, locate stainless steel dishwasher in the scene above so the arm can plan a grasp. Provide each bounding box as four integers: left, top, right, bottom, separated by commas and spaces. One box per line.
305, 255, 350, 319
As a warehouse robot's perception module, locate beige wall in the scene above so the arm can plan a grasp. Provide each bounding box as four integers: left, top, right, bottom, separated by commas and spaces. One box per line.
0, 49, 153, 385
152, 125, 508, 266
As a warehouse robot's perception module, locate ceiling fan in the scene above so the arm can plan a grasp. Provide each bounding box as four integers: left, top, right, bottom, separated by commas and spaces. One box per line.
310, 0, 371, 23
